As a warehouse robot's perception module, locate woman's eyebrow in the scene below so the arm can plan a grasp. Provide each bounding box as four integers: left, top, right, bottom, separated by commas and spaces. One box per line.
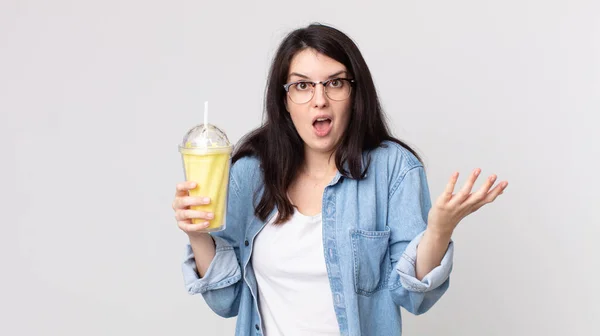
327, 70, 347, 78
288, 70, 348, 81
288, 72, 310, 79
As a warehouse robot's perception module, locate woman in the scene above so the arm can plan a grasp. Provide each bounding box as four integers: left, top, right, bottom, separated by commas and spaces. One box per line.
173, 23, 508, 336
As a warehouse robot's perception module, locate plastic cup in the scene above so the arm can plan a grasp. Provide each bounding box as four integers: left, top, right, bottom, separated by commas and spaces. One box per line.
178, 123, 233, 232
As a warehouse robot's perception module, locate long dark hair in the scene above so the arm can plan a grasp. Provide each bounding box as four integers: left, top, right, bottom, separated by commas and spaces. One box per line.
232, 23, 422, 224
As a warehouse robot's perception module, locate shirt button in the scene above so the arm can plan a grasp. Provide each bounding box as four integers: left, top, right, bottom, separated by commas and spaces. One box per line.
255, 324, 260, 330
244, 240, 249, 246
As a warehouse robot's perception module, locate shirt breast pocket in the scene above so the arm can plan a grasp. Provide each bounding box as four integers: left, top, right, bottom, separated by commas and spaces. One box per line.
350, 226, 391, 296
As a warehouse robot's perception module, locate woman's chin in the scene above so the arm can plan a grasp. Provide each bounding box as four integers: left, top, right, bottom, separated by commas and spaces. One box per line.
304, 138, 339, 155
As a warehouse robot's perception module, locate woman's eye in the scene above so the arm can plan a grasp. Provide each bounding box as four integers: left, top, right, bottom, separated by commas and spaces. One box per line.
297, 82, 309, 90
329, 79, 342, 88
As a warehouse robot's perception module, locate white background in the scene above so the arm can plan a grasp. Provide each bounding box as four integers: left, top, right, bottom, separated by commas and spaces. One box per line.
2, 0, 599, 335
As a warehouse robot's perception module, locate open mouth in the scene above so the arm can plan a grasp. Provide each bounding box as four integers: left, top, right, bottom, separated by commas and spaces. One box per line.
313, 117, 333, 137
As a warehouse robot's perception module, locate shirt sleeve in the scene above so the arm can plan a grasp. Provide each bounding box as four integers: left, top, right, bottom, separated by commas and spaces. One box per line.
182, 235, 242, 295
386, 164, 454, 315
180, 160, 247, 318
396, 230, 454, 293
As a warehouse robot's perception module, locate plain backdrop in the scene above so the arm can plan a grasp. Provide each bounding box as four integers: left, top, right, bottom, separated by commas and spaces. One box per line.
1, 0, 599, 335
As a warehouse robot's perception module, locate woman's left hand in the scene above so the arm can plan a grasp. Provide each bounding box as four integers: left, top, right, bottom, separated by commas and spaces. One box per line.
427, 168, 508, 236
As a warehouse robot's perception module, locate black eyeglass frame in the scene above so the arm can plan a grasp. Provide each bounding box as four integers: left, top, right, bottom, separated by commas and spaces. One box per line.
282, 78, 356, 102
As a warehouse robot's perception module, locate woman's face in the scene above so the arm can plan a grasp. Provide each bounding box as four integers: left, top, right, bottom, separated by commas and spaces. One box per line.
285, 48, 352, 155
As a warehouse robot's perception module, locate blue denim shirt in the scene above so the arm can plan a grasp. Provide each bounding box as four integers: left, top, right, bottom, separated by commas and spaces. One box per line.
182, 141, 454, 336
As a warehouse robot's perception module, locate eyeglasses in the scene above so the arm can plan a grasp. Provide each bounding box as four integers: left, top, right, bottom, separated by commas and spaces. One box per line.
283, 78, 355, 104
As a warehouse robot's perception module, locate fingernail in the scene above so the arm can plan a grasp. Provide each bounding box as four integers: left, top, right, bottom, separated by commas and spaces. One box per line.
203, 197, 210, 203
474, 169, 480, 176
490, 176, 496, 182
206, 212, 214, 219
202, 221, 210, 227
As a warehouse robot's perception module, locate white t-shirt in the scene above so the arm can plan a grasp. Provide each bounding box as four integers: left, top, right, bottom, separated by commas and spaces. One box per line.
251, 209, 340, 336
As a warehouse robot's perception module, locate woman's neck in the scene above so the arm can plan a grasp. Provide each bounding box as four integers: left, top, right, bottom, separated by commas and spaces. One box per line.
301, 147, 338, 180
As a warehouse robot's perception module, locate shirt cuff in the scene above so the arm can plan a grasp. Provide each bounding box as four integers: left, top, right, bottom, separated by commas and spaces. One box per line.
396, 230, 454, 293
182, 235, 242, 295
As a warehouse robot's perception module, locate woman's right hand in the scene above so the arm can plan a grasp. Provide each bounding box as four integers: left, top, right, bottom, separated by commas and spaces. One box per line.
172, 181, 214, 237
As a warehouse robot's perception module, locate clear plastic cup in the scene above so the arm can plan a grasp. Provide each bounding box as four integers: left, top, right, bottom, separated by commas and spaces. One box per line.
179, 123, 233, 232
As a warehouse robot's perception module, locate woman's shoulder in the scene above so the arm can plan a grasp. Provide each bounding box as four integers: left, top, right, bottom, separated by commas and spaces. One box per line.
367, 140, 423, 171
230, 154, 262, 194
231, 155, 261, 180
231, 154, 260, 171
366, 141, 427, 194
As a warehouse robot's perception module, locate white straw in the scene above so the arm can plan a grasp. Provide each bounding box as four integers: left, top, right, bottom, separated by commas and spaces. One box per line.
204, 101, 208, 128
